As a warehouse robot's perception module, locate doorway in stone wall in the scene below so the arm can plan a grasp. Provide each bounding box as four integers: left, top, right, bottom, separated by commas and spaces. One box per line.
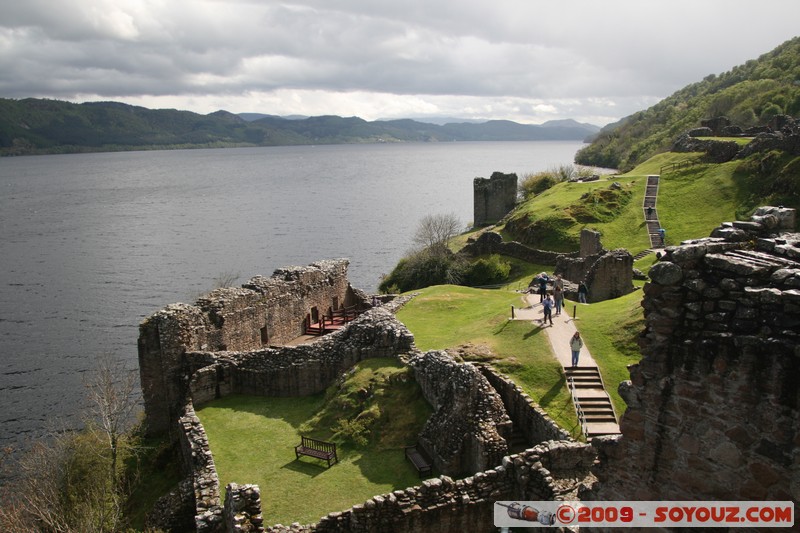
311, 306, 319, 324
260, 325, 269, 345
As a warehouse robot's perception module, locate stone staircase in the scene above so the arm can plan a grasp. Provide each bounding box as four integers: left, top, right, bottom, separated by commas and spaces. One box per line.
565, 366, 620, 439
644, 175, 664, 248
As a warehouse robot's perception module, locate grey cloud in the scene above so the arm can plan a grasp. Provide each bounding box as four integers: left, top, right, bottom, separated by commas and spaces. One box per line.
1, 0, 798, 122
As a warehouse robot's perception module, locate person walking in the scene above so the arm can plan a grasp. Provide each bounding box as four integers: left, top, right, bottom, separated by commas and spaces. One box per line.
553, 285, 563, 316
538, 275, 548, 302
658, 227, 666, 246
570, 331, 583, 367
578, 280, 588, 304
542, 294, 554, 326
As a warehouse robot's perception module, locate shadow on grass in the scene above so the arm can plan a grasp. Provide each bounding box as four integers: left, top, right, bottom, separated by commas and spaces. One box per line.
352, 449, 422, 488
538, 376, 567, 409
494, 318, 512, 335
523, 323, 545, 339
281, 458, 328, 477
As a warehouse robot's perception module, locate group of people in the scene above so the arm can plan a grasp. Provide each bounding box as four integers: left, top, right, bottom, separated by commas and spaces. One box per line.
532, 274, 589, 328
539, 274, 563, 326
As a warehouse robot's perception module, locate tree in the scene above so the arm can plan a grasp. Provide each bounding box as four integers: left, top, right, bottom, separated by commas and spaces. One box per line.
0, 356, 141, 532
83, 355, 139, 486
411, 213, 462, 253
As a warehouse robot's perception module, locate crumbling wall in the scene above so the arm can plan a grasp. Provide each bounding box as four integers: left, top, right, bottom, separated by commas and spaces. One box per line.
461, 230, 573, 265
477, 364, 572, 444
590, 209, 800, 506
473, 171, 518, 226
265, 441, 596, 533
580, 228, 603, 257
139, 303, 216, 438
225, 484, 264, 533
187, 308, 415, 404
555, 248, 634, 303
138, 259, 360, 437
177, 404, 224, 532
408, 351, 512, 477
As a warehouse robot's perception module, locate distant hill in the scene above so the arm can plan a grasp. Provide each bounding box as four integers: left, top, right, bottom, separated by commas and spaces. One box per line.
238, 113, 308, 121
0, 99, 600, 156
576, 36, 800, 171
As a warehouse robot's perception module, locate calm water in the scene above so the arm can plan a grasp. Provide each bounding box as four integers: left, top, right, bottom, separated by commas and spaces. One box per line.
0, 141, 582, 455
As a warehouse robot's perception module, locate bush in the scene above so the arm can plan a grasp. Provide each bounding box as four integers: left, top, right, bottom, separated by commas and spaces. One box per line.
519, 165, 598, 200
333, 417, 371, 447
462, 255, 512, 286
519, 171, 558, 199
379, 248, 466, 293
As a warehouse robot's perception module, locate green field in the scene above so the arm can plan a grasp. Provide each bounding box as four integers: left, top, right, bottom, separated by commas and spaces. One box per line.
197, 358, 431, 526
397, 285, 582, 437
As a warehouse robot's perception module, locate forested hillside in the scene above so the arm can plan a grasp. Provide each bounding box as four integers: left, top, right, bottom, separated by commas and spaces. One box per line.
577, 36, 800, 171
0, 98, 598, 156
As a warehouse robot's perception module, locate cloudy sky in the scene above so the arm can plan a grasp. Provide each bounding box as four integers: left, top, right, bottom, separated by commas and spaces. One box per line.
2, 0, 798, 127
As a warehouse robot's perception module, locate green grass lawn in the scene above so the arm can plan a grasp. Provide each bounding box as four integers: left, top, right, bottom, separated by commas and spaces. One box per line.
498, 150, 749, 255
397, 285, 581, 437
197, 358, 430, 527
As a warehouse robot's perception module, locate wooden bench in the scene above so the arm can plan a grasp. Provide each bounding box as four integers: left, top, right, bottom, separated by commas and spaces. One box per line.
404, 444, 433, 478
295, 436, 338, 467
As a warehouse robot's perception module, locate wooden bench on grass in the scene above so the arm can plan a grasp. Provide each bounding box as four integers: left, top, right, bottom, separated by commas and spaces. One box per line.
404, 444, 433, 478
295, 436, 338, 467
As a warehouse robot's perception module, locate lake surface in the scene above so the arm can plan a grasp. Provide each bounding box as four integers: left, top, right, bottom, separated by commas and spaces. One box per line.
0, 141, 582, 456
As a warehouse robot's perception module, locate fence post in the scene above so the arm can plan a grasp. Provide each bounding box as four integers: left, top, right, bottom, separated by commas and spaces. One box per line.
573, 304, 577, 320
511, 305, 515, 319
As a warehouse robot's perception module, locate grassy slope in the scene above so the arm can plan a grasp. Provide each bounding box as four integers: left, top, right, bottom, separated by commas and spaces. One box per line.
397, 285, 581, 437
197, 358, 429, 526
574, 37, 800, 170
501, 151, 750, 252
568, 290, 645, 416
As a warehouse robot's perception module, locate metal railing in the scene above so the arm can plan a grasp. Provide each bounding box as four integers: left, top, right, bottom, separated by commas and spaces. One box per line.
659, 157, 702, 175
568, 376, 589, 438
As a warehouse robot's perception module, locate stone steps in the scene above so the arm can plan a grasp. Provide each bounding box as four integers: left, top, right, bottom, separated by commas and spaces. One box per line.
643, 175, 664, 248
565, 366, 621, 438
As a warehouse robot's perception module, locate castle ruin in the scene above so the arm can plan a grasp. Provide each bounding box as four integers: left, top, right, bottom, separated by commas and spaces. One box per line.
139, 259, 575, 532
473, 171, 518, 226
139, 207, 799, 532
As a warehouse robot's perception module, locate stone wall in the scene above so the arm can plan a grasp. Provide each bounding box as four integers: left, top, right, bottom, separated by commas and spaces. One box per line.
408, 351, 512, 477
225, 484, 264, 533
589, 208, 800, 507
138, 259, 363, 436
476, 364, 572, 444
555, 248, 634, 303
461, 230, 574, 265
580, 228, 603, 257
265, 441, 596, 533
177, 404, 225, 532
187, 308, 416, 405
140, 258, 601, 532
473, 171, 518, 226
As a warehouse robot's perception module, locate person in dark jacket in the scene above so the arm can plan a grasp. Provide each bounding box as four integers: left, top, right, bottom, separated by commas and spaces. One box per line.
578, 281, 588, 304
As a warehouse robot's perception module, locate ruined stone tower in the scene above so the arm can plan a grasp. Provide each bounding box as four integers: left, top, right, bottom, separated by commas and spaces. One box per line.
473, 171, 518, 226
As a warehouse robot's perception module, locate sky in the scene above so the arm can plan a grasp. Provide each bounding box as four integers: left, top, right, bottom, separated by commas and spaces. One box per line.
1, 0, 799, 127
